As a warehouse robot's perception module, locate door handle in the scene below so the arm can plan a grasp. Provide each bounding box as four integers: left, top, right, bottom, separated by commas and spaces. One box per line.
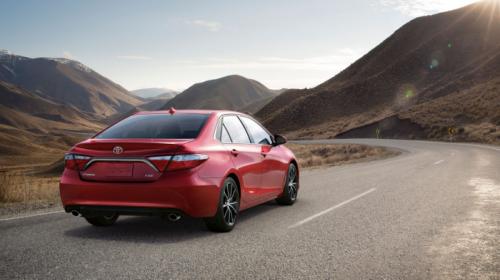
261, 145, 271, 158
231, 149, 239, 156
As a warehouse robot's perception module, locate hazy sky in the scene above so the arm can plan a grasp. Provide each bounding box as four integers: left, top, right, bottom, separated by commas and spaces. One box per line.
0, 0, 478, 91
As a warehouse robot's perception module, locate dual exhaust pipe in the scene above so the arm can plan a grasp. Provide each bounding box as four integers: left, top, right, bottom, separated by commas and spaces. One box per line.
70, 209, 181, 222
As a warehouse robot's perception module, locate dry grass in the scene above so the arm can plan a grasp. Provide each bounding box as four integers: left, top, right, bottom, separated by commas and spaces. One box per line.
0, 173, 59, 203
287, 143, 400, 169
0, 171, 61, 215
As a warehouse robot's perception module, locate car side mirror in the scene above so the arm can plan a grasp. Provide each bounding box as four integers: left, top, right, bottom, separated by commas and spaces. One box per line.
273, 134, 287, 146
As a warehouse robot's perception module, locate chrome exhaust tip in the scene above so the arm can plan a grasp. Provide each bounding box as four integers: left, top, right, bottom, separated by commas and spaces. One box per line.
167, 213, 181, 222
71, 210, 80, 217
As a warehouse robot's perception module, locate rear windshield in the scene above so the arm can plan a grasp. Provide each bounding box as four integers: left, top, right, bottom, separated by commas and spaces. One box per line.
96, 113, 210, 139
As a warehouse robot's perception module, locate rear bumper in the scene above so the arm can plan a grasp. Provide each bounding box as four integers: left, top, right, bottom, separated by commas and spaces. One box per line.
59, 169, 222, 218
65, 205, 183, 217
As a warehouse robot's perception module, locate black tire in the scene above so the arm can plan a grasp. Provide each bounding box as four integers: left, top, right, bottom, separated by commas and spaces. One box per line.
276, 163, 298, 205
85, 214, 119, 227
204, 177, 240, 232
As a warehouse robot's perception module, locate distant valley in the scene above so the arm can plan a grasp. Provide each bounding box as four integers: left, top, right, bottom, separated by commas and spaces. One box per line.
131, 87, 178, 99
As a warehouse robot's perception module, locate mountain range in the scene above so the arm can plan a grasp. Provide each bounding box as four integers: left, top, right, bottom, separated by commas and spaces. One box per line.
256, 1, 500, 144
0, 51, 143, 165
0, 51, 142, 117
0, 51, 279, 165
0, 80, 104, 165
0, 50, 283, 166
102, 75, 280, 125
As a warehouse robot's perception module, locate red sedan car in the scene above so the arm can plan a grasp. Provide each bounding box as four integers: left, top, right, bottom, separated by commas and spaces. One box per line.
60, 109, 299, 232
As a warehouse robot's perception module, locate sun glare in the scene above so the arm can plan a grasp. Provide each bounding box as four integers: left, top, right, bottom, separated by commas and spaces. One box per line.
384, 0, 495, 17
435, 0, 487, 12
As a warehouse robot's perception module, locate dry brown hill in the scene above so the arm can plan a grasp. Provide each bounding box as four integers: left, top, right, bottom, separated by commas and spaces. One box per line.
0, 81, 103, 166
162, 75, 278, 111
0, 81, 102, 133
257, 1, 500, 144
0, 51, 146, 165
0, 52, 142, 117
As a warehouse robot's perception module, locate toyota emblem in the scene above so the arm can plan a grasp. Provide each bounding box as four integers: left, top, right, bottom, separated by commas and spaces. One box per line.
113, 146, 123, 154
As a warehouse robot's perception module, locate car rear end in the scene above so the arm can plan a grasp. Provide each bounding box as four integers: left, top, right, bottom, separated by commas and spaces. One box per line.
59, 111, 222, 218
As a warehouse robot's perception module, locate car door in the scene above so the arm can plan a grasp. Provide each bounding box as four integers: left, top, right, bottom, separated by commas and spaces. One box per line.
239, 116, 288, 195
218, 115, 265, 207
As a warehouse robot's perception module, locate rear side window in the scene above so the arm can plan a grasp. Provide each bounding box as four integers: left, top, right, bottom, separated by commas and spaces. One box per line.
222, 115, 251, 144
96, 113, 209, 139
240, 116, 273, 145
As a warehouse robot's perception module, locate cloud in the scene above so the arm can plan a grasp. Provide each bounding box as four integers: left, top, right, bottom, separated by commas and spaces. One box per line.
116, 55, 152, 60
63, 51, 74, 59
180, 48, 365, 71
378, 0, 478, 17
186, 19, 222, 32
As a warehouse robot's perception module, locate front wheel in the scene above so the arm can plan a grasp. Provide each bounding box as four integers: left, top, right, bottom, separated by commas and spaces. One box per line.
276, 163, 298, 205
204, 177, 240, 232
85, 214, 119, 227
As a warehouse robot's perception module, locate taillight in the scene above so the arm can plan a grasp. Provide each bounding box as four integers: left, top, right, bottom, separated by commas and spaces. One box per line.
64, 154, 92, 170
147, 156, 172, 172
148, 154, 208, 172
168, 154, 209, 171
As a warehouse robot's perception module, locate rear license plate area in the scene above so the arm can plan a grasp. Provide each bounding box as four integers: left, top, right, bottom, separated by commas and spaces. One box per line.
106, 163, 134, 177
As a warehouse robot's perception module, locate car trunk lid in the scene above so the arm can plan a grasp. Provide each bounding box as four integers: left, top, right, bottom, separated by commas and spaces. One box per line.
71, 139, 191, 182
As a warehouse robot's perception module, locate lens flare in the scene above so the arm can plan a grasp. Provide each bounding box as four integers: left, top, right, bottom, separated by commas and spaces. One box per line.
430, 59, 439, 69
405, 89, 414, 99
394, 84, 418, 109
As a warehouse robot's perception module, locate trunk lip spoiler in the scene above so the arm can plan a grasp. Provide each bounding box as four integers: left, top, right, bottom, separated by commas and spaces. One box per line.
83, 157, 159, 172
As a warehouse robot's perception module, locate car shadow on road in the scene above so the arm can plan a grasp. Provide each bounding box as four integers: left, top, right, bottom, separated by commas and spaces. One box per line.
64, 201, 280, 243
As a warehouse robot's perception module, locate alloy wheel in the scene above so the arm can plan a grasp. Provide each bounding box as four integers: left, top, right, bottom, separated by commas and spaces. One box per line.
222, 180, 239, 226
288, 164, 298, 201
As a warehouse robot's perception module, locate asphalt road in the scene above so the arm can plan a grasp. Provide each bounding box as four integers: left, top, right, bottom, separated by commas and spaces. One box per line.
1, 139, 499, 279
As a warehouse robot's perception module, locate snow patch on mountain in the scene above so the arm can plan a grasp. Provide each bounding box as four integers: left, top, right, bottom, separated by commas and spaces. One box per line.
45, 57, 93, 73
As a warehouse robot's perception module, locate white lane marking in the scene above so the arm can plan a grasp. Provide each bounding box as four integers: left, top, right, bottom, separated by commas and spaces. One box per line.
289, 188, 376, 229
0, 210, 64, 222
434, 160, 445, 165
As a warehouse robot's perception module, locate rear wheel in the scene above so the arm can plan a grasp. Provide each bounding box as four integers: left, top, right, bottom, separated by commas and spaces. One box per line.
204, 177, 240, 232
85, 214, 119, 227
276, 163, 298, 205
